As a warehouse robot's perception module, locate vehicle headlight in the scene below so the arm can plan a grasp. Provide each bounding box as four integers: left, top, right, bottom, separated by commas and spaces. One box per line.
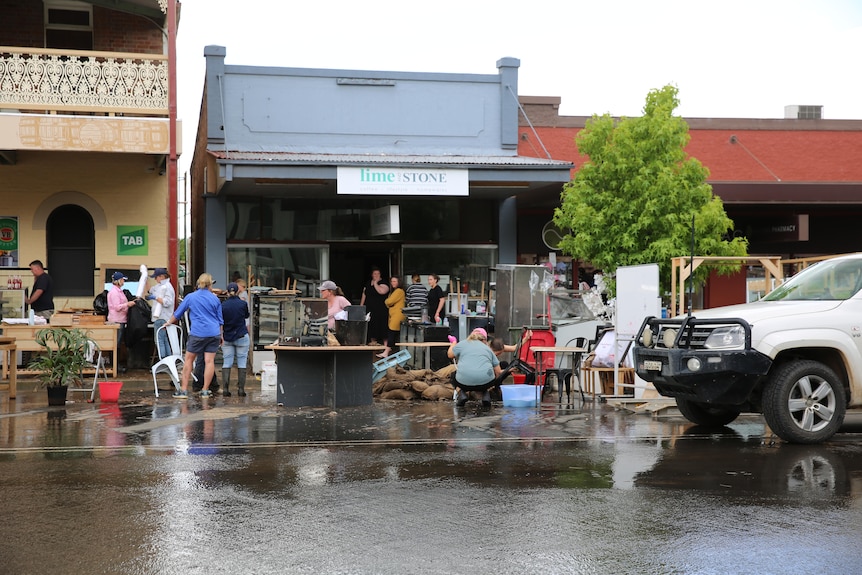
703, 325, 746, 349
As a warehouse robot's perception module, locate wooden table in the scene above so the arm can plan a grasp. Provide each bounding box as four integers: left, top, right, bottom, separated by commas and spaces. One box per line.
396, 341, 452, 370
265, 344, 384, 408
531, 346, 589, 403
0, 336, 17, 399
0, 323, 120, 377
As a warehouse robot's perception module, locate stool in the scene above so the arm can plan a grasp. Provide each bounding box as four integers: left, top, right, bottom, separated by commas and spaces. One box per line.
0, 340, 18, 400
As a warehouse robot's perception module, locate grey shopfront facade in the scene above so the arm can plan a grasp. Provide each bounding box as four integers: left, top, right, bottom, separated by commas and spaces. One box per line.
190, 46, 572, 302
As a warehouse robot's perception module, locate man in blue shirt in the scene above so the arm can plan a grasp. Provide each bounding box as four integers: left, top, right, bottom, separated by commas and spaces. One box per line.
167, 273, 223, 399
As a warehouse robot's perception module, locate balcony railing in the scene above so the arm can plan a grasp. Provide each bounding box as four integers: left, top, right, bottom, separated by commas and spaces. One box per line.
0, 46, 168, 115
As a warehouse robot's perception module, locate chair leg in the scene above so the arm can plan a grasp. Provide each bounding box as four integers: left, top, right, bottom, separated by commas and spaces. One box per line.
152, 373, 160, 398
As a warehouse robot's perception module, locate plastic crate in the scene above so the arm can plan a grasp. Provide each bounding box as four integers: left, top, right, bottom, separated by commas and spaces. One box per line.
372, 349, 411, 382
500, 384, 543, 407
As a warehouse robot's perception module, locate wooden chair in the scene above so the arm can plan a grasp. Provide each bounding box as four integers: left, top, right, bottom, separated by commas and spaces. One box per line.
581, 329, 634, 397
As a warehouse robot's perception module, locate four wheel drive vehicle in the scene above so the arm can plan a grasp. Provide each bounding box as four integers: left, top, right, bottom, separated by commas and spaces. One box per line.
633, 254, 862, 444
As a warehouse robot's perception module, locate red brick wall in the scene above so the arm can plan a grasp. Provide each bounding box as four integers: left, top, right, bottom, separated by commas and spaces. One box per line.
0, 2, 163, 54
94, 7, 163, 54
0, 0, 44, 48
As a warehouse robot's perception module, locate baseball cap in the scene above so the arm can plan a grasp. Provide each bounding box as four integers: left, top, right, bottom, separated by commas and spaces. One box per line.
149, 267, 169, 278
318, 280, 337, 291
226, 282, 239, 294
111, 272, 128, 281
471, 327, 488, 339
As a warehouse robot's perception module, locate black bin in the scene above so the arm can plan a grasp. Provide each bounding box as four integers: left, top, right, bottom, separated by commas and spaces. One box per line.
335, 320, 368, 346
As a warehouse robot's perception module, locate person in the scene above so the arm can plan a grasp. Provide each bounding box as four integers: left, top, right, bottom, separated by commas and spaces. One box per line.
360, 267, 389, 344
377, 275, 405, 358
168, 273, 223, 399
427, 273, 446, 325
147, 267, 175, 359
107, 271, 137, 373
221, 282, 250, 397
26, 260, 55, 320
448, 327, 502, 408
235, 278, 250, 322
318, 280, 351, 330
404, 274, 428, 319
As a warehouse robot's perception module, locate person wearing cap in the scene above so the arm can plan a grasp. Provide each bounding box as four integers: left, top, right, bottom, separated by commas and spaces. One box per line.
168, 273, 224, 399
221, 282, 250, 397
318, 280, 351, 331
147, 267, 175, 359
107, 271, 137, 373
447, 327, 502, 408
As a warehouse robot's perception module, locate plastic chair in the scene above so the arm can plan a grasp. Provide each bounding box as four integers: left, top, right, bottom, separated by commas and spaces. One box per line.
151, 323, 187, 397
70, 339, 108, 403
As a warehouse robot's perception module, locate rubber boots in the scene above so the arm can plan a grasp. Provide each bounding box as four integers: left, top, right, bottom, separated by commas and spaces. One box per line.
222, 367, 232, 397
237, 369, 247, 397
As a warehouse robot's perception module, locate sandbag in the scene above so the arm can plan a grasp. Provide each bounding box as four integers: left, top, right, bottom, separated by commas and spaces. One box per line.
422, 385, 454, 401
434, 364, 457, 378
381, 379, 409, 393
410, 380, 429, 393
379, 388, 417, 400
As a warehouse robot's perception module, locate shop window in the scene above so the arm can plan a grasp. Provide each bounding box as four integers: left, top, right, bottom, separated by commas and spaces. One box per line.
46, 204, 95, 296
228, 245, 327, 295
44, 1, 93, 50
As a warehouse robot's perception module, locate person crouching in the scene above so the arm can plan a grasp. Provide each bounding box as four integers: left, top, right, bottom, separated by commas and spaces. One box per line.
447, 327, 501, 408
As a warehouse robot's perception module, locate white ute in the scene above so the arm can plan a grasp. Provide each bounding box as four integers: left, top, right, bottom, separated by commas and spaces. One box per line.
633, 253, 862, 443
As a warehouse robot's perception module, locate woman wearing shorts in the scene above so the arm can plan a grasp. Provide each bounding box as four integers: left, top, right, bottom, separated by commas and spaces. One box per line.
168, 273, 224, 399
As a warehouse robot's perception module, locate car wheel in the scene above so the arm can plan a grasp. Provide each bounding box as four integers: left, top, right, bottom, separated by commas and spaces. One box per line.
675, 397, 741, 427
762, 360, 847, 444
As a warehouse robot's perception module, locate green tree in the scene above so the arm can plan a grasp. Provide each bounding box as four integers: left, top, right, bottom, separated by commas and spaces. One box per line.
554, 85, 747, 295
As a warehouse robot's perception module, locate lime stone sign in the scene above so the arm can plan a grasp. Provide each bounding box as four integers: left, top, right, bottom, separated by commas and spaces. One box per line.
117, 225, 148, 256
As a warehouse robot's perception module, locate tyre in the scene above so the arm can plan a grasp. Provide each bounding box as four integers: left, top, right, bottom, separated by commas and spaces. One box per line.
675, 397, 741, 427
762, 360, 847, 444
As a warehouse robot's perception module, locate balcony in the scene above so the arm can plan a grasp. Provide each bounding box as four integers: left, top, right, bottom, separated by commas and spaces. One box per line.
0, 46, 174, 158
0, 46, 168, 116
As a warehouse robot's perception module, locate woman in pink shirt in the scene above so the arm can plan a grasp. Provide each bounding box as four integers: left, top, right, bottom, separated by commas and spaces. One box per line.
318, 280, 351, 330
107, 271, 136, 373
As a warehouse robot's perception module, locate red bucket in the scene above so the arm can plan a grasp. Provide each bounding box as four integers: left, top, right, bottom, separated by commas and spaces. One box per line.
513, 374, 526, 384
99, 381, 123, 403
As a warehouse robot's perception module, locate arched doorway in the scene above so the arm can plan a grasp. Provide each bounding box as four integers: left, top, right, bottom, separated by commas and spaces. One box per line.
47, 205, 95, 296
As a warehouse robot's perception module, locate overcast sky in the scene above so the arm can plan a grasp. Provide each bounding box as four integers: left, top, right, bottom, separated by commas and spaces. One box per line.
175, 0, 862, 172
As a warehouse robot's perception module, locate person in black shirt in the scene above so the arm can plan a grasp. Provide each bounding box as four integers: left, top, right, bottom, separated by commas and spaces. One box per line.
427, 273, 446, 324
26, 260, 54, 320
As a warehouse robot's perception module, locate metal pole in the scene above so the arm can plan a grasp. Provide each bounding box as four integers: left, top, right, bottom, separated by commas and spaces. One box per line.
167, 0, 179, 292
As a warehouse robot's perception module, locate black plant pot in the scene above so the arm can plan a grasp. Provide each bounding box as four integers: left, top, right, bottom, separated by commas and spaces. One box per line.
47, 385, 68, 406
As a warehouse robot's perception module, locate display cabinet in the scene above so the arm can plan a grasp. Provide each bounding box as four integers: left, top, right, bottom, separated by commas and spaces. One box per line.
0, 289, 25, 321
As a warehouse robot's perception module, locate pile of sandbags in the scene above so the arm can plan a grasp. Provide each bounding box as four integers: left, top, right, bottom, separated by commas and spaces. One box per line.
373, 363, 458, 401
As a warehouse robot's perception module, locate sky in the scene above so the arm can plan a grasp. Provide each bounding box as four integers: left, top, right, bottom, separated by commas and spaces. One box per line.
174, 0, 862, 172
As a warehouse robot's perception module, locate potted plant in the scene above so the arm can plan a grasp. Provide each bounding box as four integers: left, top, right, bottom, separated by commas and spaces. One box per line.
27, 327, 90, 406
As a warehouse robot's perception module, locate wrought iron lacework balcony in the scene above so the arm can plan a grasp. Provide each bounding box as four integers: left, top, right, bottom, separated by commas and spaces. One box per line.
0, 46, 168, 115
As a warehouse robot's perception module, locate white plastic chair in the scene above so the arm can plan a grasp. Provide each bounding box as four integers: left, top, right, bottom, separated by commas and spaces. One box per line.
70, 339, 108, 403
151, 323, 189, 397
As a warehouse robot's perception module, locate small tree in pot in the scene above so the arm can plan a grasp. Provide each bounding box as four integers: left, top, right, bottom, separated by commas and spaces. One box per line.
28, 327, 90, 405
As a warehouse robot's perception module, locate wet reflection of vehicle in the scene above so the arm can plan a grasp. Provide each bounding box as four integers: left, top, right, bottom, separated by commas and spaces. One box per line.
635, 426, 854, 499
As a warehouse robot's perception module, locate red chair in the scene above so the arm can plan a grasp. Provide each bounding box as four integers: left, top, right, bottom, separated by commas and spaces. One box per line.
517, 327, 556, 387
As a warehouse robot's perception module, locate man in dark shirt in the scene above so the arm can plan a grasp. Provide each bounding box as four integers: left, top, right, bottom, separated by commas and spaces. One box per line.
26, 260, 54, 320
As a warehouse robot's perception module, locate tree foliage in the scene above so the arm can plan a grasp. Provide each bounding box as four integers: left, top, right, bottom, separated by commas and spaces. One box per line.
554, 85, 748, 294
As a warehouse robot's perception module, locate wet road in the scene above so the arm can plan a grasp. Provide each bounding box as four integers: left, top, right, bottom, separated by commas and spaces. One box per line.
1, 388, 861, 574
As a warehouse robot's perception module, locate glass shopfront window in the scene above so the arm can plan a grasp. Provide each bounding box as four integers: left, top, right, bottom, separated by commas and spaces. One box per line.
226, 197, 495, 242
401, 245, 497, 295
227, 245, 328, 296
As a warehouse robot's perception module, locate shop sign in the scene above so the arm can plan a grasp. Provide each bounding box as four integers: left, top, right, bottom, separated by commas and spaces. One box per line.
371, 205, 400, 236
748, 214, 809, 242
0, 216, 18, 267
117, 225, 148, 256
337, 167, 469, 196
